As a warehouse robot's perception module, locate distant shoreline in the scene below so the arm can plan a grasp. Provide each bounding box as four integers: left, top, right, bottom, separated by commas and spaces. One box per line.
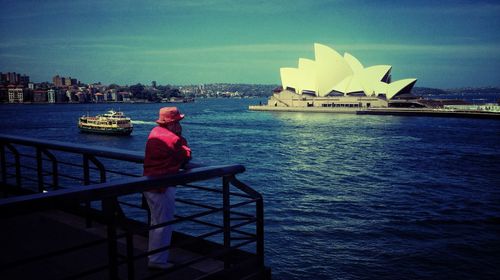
0, 96, 265, 105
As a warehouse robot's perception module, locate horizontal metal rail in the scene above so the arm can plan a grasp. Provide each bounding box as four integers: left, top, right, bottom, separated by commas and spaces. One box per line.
0, 134, 144, 163
0, 165, 245, 211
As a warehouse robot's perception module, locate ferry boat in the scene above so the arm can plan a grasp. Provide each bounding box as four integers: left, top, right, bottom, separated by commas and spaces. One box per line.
78, 110, 133, 135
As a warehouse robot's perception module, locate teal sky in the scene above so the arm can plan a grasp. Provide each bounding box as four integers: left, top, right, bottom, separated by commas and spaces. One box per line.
1, 0, 499, 88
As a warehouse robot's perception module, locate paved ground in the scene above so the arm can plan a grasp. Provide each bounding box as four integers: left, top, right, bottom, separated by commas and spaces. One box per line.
0, 210, 223, 279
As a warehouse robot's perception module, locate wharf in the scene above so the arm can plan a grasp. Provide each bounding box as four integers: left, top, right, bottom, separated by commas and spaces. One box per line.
0, 210, 235, 280
356, 108, 500, 119
0, 133, 270, 280
248, 105, 357, 113
249, 105, 500, 119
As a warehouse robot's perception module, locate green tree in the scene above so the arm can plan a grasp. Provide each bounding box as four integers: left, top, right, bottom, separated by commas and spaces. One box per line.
129, 83, 145, 99
108, 83, 120, 90
169, 88, 181, 97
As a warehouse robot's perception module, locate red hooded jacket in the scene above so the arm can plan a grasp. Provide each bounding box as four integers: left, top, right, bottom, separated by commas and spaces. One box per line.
143, 126, 191, 191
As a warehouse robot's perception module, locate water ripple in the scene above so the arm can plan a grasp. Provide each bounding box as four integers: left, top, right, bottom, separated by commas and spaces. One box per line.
1, 99, 500, 280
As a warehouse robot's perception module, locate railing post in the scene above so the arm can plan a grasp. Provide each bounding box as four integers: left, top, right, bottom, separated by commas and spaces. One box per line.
103, 197, 119, 280
83, 154, 92, 227
41, 149, 59, 190
14, 150, 21, 188
0, 144, 6, 186
256, 197, 264, 266
88, 155, 106, 183
87, 155, 127, 219
4, 144, 21, 188
229, 176, 265, 269
223, 175, 231, 268
83, 154, 90, 185
36, 147, 44, 193
126, 231, 135, 280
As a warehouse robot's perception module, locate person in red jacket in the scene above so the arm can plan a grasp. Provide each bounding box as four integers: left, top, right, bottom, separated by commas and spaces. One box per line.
143, 107, 191, 270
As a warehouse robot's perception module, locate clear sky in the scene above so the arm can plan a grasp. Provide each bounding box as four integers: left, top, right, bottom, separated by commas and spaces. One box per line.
1, 0, 499, 88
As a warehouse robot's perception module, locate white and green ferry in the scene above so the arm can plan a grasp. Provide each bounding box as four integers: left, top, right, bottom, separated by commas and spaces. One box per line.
78, 110, 133, 135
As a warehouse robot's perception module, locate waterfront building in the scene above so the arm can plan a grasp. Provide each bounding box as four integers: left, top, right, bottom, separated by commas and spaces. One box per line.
64, 77, 72, 87
19, 74, 30, 86
53, 75, 63, 87
33, 90, 48, 103
118, 91, 131, 102
75, 92, 84, 103
55, 89, 68, 103
8, 73, 16, 83
8, 72, 18, 84
48, 89, 56, 103
252, 43, 417, 111
1, 72, 29, 86
66, 90, 74, 102
0, 73, 7, 84
95, 92, 105, 102
8, 86, 24, 103
0, 86, 7, 102
109, 90, 117, 101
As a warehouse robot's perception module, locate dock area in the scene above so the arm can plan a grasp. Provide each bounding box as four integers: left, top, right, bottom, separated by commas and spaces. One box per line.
1, 209, 244, 280
356, 108, 500, 119
249, 105, 500, 119
0, 134, 270, 280
248, 105, 357, 113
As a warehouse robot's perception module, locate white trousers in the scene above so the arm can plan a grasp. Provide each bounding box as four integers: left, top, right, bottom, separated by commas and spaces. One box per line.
144, 187, 176, 264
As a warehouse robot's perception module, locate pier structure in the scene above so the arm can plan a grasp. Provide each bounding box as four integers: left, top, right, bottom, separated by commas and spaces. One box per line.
356, 107, 500, 119
0, 134, 270, 279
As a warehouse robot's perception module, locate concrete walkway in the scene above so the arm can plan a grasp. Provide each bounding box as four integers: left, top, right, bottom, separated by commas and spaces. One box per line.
0, 210, 223, 279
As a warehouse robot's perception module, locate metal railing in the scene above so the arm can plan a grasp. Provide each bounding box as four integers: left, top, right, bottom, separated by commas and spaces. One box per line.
0, 134, 265, 279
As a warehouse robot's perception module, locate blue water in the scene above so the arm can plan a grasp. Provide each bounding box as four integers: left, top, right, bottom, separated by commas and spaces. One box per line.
1, 99, 500, 280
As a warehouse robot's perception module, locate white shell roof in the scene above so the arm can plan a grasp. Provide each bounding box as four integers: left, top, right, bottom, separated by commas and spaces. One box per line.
280, 43, 417, 99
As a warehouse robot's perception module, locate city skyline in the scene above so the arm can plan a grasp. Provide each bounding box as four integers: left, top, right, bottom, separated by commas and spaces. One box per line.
1, 0, 499, 88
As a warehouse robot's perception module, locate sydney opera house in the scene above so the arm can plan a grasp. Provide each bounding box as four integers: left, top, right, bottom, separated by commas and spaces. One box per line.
252, 43, 418, 111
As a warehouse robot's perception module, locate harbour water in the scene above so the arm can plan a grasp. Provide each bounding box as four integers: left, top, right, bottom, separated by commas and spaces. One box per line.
1, 98, 499, 280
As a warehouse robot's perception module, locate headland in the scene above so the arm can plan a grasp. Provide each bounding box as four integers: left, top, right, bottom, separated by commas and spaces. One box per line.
249, 43, 500, 119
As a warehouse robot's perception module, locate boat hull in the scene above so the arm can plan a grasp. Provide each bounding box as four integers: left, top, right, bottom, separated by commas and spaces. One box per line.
78, 125, 133, 136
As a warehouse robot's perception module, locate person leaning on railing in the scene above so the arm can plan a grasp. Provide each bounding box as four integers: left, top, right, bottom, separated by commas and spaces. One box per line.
143, 107, 192, 270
